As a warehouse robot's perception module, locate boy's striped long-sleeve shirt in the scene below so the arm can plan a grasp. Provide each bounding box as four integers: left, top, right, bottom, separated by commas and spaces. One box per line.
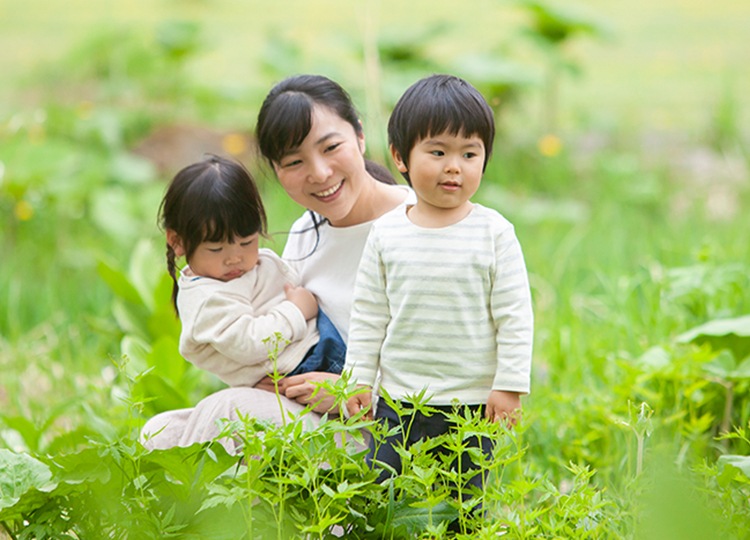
345, 203, 533, 405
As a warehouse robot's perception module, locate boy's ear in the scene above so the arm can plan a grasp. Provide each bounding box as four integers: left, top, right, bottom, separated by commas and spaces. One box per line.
389, 145, 408, 173
166, 229, 186, 257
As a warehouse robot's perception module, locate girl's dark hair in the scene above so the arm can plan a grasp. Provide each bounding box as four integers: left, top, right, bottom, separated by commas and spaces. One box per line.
256, 74, 397, 258
388, 74, 495, 185
158, 154, 267, 313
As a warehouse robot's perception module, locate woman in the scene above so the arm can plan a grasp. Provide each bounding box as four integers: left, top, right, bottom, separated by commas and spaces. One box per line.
141, 75, 412, 452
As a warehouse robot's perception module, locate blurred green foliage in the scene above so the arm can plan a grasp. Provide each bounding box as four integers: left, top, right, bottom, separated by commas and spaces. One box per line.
1, 1, 750, 537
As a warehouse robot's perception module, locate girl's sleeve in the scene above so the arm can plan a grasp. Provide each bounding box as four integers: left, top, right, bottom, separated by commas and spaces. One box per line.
345, 229, 389, 387
490, 225, 534, 394
190, 292, 307, 366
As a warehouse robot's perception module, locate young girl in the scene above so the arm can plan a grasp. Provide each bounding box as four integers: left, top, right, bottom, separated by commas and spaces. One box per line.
159, 154, 347, 388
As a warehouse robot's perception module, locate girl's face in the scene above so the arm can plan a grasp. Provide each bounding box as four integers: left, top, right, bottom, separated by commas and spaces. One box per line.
169, 231, 260, 282
273, 105, 369, 227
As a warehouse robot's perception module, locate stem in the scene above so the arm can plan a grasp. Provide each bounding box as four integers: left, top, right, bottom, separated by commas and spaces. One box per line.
721, 381, 734, 444
2, 521, 19, 540
636, 434, 644, 477
361, 0, 387, 162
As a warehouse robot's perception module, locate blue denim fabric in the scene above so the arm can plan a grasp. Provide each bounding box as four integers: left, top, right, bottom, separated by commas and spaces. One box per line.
287, 309, 347, 376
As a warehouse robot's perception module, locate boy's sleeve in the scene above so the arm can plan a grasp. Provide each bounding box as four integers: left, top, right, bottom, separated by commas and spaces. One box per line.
345, 229, 389, 387
490, 225, 534, 394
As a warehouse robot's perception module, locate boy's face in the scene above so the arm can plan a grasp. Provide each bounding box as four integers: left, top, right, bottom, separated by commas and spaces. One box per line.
392, 131, 484, 217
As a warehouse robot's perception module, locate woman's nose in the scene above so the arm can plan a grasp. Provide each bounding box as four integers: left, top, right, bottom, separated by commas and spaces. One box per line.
307, 156, 332, 183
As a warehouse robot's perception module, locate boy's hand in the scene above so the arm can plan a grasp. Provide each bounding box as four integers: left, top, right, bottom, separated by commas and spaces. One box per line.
346, 385, 373, 420
284, 283, 318, 320
486, 390, 521, 426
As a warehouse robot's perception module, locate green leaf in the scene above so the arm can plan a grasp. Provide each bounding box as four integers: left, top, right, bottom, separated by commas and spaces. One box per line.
718, 455, 750, 480
733, 356, 750, 378
146, 335, 186, 385
129, 238, 162, 311
143, 443, 236, 490
677, 315, 750, 362
677, 315, 750, 342
702, 350, 736, 379
0, 449, 56, 511
98, 259, 145, 306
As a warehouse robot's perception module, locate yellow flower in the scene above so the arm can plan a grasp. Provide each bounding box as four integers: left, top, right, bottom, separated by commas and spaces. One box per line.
77, 100, 94, 119
222, 133, 248, 156
538, 134, 562, 157
14, 200, 34, 221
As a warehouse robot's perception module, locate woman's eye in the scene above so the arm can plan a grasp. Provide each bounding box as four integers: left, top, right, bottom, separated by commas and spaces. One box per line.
325, 142, 342, 153
281, 158, 302, 168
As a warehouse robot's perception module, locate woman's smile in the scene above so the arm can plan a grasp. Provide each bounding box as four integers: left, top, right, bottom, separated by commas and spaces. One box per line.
313, 180, 344, 200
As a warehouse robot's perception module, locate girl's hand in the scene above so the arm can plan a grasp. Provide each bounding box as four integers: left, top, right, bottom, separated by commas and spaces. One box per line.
485, 390, 522, 426
284, 283, 318, 320
259, 372, 341, 413
346, 386, 373, 420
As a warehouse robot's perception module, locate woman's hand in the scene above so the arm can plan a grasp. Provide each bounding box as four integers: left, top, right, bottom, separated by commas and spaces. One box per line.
258, 372, 341, 413
485, 390, 522, 426
346, 385, 373, 421
284, 283, 318, 320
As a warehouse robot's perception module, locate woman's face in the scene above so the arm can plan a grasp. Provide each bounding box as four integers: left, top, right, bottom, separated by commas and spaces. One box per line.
273, 105, 369, 227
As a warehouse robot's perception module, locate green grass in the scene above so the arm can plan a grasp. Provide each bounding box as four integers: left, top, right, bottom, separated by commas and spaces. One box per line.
1, 1, 750, 537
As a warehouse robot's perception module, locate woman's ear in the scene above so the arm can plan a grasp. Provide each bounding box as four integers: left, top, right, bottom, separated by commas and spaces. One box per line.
166, 230, 186, 257
390, 145, 408, 173
357, 121, 366, 154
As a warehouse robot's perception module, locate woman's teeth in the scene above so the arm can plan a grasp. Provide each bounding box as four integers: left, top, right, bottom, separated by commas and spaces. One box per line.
315, 182, 342, 198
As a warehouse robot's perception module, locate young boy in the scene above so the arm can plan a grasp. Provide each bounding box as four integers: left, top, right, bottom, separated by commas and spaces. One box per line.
345, 74, 534, 488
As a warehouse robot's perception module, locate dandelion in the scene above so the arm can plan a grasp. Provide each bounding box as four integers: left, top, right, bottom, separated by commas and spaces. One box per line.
222, 132, 248, 156
14, 200, 34, 221
538, 134, 562, 157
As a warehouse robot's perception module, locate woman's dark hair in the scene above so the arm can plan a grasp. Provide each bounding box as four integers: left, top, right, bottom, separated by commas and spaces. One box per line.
158, 154, 267, 313
388, 74, 495, 185
255, 74, 396, 258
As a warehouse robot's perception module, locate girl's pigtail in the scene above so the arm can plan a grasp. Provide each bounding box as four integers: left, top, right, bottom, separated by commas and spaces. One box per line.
166, 244, 180, 316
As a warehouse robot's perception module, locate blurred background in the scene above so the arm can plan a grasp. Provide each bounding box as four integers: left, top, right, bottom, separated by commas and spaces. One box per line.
1, 0, 749, 532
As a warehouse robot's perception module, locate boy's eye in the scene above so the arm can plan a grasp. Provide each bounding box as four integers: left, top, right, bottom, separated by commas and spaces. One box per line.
240, 239, 255, 247
430, 150, 444, 156
464, 152, 477, 158
207, 247, 222, 253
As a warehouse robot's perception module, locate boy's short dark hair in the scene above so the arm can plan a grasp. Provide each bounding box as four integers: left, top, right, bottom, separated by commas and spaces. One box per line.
387, 74, 495, 184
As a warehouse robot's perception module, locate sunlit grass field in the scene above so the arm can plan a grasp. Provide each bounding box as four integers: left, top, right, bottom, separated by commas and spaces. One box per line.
1, 0, 749, 537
